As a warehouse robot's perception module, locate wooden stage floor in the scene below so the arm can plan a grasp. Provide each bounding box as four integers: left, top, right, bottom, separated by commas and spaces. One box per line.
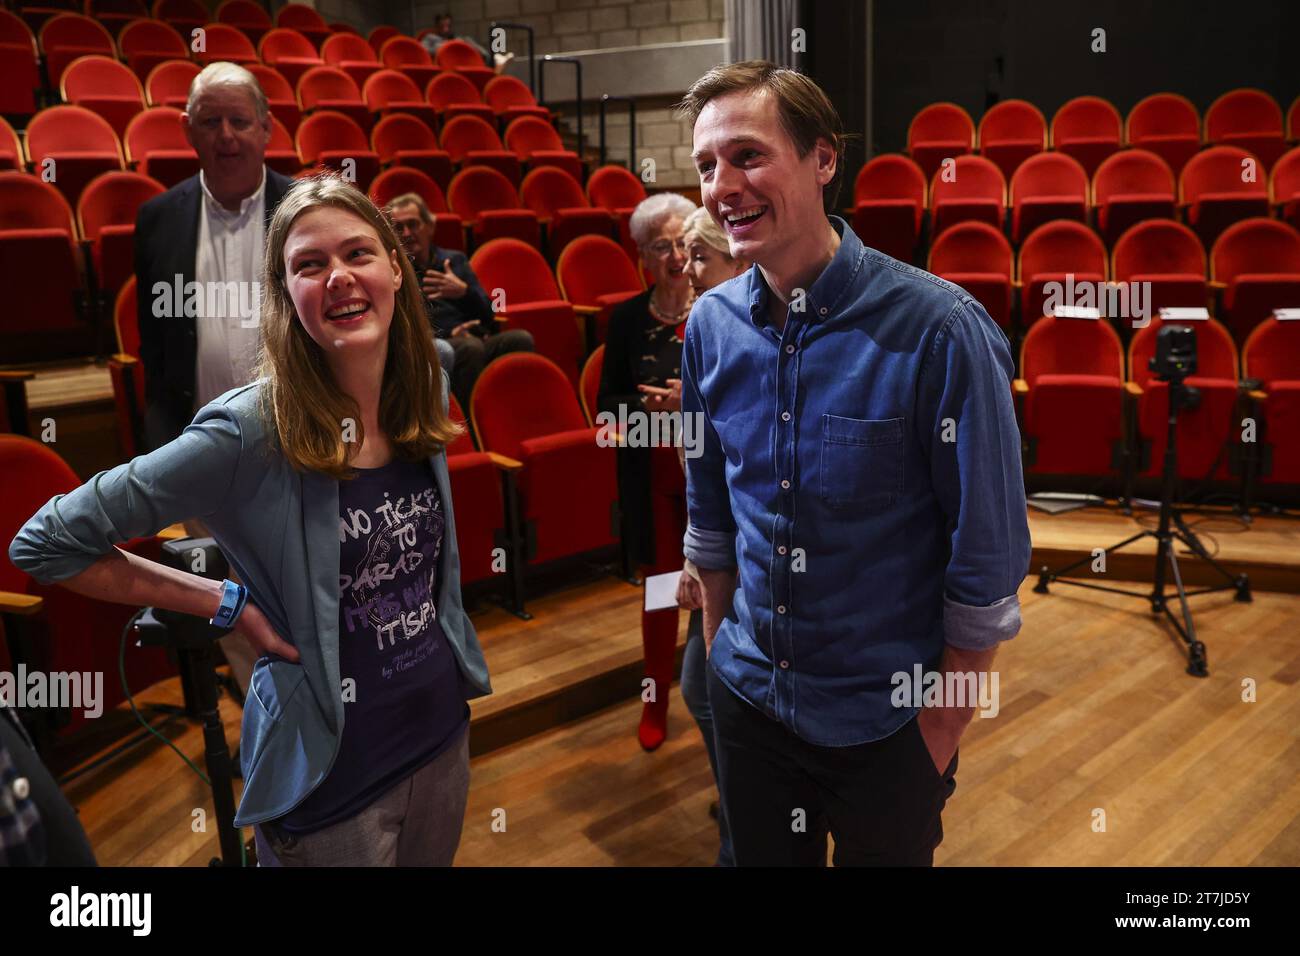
56, 502, 1300, 865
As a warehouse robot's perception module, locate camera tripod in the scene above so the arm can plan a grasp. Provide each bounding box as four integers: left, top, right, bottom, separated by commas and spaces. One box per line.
1033, 374, 1251, 677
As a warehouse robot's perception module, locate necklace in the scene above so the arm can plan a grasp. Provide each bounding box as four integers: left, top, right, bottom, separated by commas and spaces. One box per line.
648, 289, 694, 325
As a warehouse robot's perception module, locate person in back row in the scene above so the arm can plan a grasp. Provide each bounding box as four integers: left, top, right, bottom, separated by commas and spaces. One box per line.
387, 193, 534, 411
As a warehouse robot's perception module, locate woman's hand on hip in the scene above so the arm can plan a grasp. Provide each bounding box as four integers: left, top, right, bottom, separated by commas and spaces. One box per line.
233, 602, 300, 663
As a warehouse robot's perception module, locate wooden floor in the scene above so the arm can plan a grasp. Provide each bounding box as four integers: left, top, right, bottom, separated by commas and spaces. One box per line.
62, 566, 1300, 866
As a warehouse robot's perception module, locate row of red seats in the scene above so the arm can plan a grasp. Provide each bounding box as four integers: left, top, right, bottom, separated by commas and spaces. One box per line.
928, 217, 1300, 347
853, 144, 1300, 260
0, 162, 649, 362
908, 90, 1299, 183
1013, 311, 1299, 492
1, 7, 516, 118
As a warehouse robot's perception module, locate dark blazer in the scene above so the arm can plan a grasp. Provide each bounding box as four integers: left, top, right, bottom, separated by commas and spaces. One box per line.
418, 245, 495, 337
134, 168, 295, 451
598, 288, 663, 567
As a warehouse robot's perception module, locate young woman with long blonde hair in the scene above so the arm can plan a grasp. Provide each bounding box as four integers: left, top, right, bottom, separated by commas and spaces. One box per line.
10, 174, 490, 866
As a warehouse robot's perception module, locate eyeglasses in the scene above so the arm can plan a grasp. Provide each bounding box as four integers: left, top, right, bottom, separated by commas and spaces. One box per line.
646, 238, 688, 257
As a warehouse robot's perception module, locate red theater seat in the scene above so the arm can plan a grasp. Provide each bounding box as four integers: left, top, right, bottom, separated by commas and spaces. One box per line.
908, 101, 974, 180
1242, 316, 1300, 485
265, 116, 300, 176
1272, 146, 1300, 231
246, 63, 301, 137
1126, 92, 1201, 180
297, 65, 370, 131
38, 12, 114, 88
1091, 148, 1177, 245
0, 118, 22, 171
470, 239, 583, 388
586, 164, 646, 259
438, 114, 521, 184
1180, 145, 1271, 248
977, 98, 1046, 181
483, 75, 551, 127
469, 353, 618, 566
371, 112, 453, 190
443, 394, 512, 587
928, 220, 1013, 332
379, 34, 438, 92
61, 54, 146, 139
294, 110, 379, 190
77, 169, 163, 302
447, 165, 540, 250
368, 166, 464, 251
151, 0, 206, 37
108, 276, 145, 457
1014, 313, 1125, 476
0, 434, 177, 740
928, 154, 1005, 237
426, 70, 495, 125
1018, 219, 1107, 329
145, 59, 199, 109
192, 21, 259, 65
276, 2, 330, 50
1128, 314, 1241, 481
258, 27, 324, 92
504, 115, 583, 183
320, 31, 382, 88
24, 104, 124, 205
1205, 88, 1287, 172
433, 38, 493, 93
0, 9, 43, 117
123, 106, 199, 188
86, 0, 148, 37
368, 25, 400, 56
556, 234, 645, 349
1111, 219, 1208, 315
0, 173, 89, 360
1210, 217, 1300, 344
116, 18, 188, 85
214, 0, 271, 47
1009, 151, 1089, 244
363, 69, 438, 129
520, 166, 617, 257
1051, 95, 1122, 177
850, 153, 926, 262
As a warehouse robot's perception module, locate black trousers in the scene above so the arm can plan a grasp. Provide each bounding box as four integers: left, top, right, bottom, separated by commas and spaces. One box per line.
707, 663, 958, 866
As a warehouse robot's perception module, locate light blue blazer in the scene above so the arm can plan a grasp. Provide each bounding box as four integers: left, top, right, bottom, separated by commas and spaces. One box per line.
8, 374, 492, 827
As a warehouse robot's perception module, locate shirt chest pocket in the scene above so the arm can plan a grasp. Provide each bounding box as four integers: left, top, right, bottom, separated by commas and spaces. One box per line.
818, 415, 904, 512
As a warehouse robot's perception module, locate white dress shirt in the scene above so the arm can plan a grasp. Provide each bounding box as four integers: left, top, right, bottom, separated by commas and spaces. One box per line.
193, 168, 268, 413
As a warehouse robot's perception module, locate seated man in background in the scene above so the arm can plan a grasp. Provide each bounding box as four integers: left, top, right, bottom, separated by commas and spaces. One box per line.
387, 193, 533, 410
420, 12, 514, 73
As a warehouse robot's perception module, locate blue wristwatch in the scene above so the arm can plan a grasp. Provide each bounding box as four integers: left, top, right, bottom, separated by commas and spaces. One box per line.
210, 580, 247, 630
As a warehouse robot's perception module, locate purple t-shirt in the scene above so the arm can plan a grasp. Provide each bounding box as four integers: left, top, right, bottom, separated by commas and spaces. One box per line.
278, 456, 470, 834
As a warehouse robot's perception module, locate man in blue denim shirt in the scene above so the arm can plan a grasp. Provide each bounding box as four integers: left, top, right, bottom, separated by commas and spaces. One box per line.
677, 62, 1031, 865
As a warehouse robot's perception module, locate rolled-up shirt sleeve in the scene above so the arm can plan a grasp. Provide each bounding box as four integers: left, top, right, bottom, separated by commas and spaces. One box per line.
8, 401, 245, 585
918, 299, 1032, 650
681, 317, 737, 570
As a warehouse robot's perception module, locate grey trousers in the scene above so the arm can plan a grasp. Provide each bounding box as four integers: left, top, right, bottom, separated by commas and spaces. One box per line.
254, 724, 471, 867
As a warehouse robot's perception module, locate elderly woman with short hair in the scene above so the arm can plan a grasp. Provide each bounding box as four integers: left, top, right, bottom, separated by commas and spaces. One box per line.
597, 192, 696, 752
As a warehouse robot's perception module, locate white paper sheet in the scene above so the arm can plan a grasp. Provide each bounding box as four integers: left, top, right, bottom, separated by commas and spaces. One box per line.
644, 570, 683, 611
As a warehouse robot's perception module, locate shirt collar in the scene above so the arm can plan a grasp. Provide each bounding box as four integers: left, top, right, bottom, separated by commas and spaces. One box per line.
746, 215, 863, 328
199, 166, 267, 221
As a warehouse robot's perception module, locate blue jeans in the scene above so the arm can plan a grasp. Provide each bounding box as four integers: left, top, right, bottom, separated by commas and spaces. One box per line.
679, 608, 735, 867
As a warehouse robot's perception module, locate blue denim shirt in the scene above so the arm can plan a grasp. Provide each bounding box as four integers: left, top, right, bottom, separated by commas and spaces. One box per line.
682, 217, 1031, 747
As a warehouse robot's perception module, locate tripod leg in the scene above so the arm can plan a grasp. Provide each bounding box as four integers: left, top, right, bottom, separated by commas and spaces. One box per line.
1034, 529, 1151, 593
1169, 515, 1252, 602
1165, 549, 1209, 677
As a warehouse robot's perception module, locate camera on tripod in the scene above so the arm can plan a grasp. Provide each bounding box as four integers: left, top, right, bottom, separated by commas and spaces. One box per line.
1149, 324, 1200, 411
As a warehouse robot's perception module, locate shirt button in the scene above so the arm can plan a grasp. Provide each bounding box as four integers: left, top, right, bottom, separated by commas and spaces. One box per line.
781, 411, 791, 421
819, 307, 828, 315
780, 479, 790, 490
777, 605, 787, 614
785, 344, 795, 354
779, 659, 790, 669
12, 777, 29, 800
778, 545, 787, 555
